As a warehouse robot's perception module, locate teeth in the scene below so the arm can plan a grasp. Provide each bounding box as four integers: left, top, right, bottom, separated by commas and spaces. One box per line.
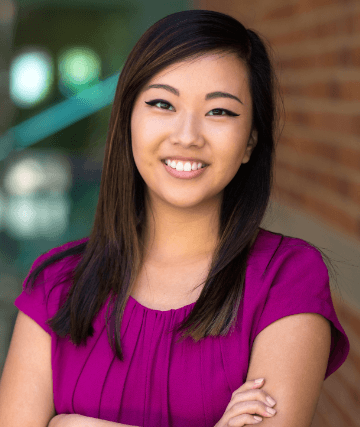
165, 159, 205, 171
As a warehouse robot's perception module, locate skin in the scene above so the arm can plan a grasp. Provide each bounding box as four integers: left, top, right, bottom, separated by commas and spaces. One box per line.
131, 52, 258, 268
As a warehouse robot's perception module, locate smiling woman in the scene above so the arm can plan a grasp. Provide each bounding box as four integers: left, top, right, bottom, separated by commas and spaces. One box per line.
130, 52, 257, 262
1, 8, 349, 427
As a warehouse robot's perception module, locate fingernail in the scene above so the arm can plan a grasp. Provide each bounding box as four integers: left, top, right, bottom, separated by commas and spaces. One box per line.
254, 378, 264, 384
266, 407, 276, 415
266, 396, 276, 406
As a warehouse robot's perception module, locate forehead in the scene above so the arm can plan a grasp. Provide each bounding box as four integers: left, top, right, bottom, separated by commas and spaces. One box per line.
151, 52, 248, 81
139, 52, 251, 105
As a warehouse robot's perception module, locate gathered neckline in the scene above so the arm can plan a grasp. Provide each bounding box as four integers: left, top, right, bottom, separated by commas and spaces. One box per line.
128, 294, 197, 313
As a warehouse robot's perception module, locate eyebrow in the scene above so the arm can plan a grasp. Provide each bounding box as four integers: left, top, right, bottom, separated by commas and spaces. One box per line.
144, 84, 243, 105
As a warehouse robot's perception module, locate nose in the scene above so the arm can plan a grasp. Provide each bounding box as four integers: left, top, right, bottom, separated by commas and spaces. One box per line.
169, 113, 205, 148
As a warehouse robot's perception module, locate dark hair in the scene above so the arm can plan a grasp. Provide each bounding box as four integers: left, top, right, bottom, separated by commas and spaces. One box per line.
23, 9, 342, 361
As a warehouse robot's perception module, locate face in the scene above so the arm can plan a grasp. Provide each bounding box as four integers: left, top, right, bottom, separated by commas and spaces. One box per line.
131, 52, 258, 213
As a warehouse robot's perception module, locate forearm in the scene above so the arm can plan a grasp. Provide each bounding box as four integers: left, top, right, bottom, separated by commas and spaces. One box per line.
50, 413, 141, 427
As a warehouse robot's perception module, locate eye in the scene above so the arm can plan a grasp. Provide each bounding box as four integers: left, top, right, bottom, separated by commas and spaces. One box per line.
144, 99, 239, 117
208, 109, 239, 117
145, 99, 175, 111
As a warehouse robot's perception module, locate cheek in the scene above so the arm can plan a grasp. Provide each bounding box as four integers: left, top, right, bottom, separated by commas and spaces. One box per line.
222, 162, 242, 184
209, 159, 238, 190
132, 116, 156, 148
216, 149, 246, 182
131, 130, 145, 169
130, 105, 145, 142
218, 138, 248, 166
131, 114, 145, 151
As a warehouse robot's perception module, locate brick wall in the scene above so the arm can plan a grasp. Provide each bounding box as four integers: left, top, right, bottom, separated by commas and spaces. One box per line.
196, 1, 360, 425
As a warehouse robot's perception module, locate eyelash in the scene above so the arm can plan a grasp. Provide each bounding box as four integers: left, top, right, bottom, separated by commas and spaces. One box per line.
144, 99, 239, 117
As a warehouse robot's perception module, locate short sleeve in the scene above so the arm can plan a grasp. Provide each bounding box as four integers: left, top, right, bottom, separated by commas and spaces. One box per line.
253, 243, 350, 380
14, 252, 54, 335
14, 238, 88, 336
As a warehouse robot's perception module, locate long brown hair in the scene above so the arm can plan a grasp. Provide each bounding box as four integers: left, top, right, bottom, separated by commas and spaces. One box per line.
23, 10, 341, 361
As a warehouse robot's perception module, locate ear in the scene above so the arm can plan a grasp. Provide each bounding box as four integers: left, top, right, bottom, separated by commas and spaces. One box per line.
249, 128, 258, 149
242, 128, 258, 164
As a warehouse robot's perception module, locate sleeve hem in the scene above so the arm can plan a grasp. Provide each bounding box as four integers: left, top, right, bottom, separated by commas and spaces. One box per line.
14, 293, 52, 336
252, 298, 350, 381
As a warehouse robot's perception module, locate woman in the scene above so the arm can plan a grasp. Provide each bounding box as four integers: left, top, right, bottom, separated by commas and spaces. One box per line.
0, 9, 349, 427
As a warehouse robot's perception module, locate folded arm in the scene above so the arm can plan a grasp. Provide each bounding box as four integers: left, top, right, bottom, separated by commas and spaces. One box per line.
49, 414, 141, 427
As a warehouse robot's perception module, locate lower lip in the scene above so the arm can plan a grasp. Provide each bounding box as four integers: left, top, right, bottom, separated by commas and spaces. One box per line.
162, 161, 208, 179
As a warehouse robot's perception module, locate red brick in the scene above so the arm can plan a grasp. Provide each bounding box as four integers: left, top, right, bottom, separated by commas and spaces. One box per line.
280, 135, 360, 172
263, 4, 296, 21
351, 46, 360, 66
281, 80, 360, 102
269, 12, 360, 48
338, 146, 360, 171
341, 81, 360, 101
322, 386, 359, 426
338, 47, 353, 67
286, 111, 359, 135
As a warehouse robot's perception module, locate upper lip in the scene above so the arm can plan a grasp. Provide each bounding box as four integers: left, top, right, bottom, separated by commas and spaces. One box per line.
162, 156, 209, 165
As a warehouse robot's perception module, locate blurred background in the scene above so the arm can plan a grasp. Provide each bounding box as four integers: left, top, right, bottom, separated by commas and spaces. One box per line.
0, 0, 359, 425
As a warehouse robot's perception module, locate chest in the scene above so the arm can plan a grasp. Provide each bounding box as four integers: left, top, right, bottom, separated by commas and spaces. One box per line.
130, 258, 211, 311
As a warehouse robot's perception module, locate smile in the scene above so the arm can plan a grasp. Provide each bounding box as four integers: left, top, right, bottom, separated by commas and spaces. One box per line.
162, 160, 208, 180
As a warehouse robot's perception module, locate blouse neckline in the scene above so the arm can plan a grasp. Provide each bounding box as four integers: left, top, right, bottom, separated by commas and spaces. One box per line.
128, 294, 197, 313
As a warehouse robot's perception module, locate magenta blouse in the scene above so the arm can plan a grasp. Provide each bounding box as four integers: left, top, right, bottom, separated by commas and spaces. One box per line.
14, 228, 350, 427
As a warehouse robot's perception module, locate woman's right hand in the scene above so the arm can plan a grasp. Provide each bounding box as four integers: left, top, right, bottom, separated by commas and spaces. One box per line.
215, 378, 277, 426
47, 414, 64, 427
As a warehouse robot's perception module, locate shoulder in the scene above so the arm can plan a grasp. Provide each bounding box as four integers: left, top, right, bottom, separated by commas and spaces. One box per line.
28, 236, 90, 279
15, 237, 90, 327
